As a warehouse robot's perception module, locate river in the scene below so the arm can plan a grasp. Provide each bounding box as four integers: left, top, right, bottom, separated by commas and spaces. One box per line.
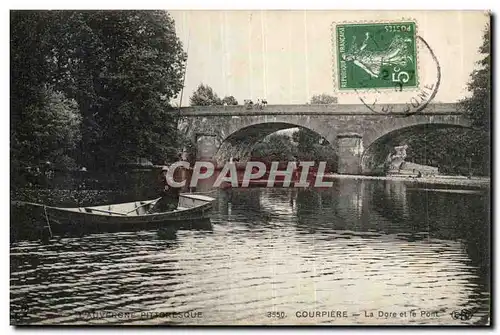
10, 178, 490, 325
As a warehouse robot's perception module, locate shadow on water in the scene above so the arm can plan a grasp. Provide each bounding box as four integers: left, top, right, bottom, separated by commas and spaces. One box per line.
215, 188, 274, 228
215, 182, 489, 248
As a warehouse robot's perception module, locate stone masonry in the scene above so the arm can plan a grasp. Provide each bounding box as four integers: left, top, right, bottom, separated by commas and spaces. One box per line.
178, 103, 471, 175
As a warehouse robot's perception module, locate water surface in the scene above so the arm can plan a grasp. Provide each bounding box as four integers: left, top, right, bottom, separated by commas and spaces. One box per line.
10, 179, 490, 325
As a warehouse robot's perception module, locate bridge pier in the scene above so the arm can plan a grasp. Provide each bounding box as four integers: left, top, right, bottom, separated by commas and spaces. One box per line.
337, 133, 363, 175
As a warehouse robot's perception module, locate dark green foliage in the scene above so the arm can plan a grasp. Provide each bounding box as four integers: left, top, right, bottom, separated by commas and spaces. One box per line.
11, 10, 187, 173
293, 94, 338, 170
252, 133, 297, 163
292, 129, 337, 171
371, 126, 486, 176
402, 24, 490, 176
189, 84, 223, 106
309, 94, 338, 105
251, 129, 337, 172
222, 95, 238, 105
11, 85, 82, 170
461, 25, 490, 131
403, 128, 488, 176
457, 24, 490, 175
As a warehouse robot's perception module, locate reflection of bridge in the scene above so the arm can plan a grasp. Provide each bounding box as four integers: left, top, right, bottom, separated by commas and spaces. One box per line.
178, 103, 471, 174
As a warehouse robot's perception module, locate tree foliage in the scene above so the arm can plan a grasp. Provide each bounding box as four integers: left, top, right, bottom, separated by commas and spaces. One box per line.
401, 25, 491, 176
292, 129, 337, 171
222, 95, 238, 105
460, 25, 490, 131
250, 129, 337, 172
294, 94, 337, 154
365, 25, 491, 176
309, 93, 338, 104
189, 84, 223, 106
289, 94, 338, 170
457, 24, 491, 175
11, 85, 82, 170
251, 133, 297, 163
11, 10, 187, 171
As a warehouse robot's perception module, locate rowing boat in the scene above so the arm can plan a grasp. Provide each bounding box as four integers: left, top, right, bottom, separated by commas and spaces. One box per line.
12, 193, 215, 235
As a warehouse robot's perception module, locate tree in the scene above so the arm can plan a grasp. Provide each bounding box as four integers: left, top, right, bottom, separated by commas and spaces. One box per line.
309, 93, 338, 104
11, 85, 82, 171
461, 24, 490, 130
11, 10, 187, 171
63, 11, 187, 167
11, 11, 56, 131
458, 24, 490, 175
287, 94, 338, 171
297, 94, 338, 150
222, 95, 238, 105
292, 128, 337, 171
292, 128, 320, 153
11, 11, 83, 172
189, 84, 223, 106
398, 24, 491, 176
251, 133, 297, 163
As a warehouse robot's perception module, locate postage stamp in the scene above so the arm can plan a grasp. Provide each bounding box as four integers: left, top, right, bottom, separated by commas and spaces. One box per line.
335, 21, 418, 90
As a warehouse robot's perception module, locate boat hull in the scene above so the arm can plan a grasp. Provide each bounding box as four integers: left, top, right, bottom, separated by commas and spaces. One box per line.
12, 194, 215, 236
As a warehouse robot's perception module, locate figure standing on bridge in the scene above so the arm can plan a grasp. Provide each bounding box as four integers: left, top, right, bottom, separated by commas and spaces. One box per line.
244, 99, 254, 109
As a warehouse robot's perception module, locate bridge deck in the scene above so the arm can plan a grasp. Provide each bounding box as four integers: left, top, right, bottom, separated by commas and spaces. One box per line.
179, 103, 461, 117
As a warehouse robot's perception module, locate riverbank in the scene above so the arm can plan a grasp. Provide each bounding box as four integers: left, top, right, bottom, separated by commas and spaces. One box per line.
323, 174, 491, 188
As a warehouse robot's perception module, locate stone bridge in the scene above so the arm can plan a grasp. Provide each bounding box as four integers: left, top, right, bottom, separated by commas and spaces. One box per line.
178, 103, 471, 174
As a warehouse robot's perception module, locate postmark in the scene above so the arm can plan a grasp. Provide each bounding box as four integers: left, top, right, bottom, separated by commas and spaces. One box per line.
336, 21, 418, 90
356, 35, 441, 116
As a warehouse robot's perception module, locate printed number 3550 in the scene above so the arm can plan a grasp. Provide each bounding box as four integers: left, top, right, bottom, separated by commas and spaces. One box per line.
266, 311, 286, 319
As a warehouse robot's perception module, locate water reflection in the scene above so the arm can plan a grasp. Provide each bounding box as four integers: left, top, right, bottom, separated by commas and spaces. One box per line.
11, 180, 490, 325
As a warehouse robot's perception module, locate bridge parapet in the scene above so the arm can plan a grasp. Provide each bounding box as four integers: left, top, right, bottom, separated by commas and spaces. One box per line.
179, 103, 462, 117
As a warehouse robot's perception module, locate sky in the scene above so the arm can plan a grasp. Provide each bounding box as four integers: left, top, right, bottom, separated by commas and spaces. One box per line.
169, 10, 489, 106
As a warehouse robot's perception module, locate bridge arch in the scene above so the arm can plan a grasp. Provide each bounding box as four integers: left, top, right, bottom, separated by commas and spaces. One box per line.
362, 114, 471, 150
213, 121, 335, 165
361, 121, 472, 174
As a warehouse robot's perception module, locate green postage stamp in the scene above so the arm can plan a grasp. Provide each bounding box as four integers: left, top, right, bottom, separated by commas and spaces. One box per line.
335, 21, 418, 90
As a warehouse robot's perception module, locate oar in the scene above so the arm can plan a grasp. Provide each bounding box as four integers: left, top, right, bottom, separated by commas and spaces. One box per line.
11, 200, 46, 208
13, 200, 127, 216
124, 199, 161, 215
82, 207, 128, 216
